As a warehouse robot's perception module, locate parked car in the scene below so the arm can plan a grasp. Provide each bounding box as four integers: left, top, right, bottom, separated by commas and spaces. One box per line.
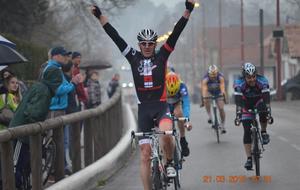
282, 72, 300, 100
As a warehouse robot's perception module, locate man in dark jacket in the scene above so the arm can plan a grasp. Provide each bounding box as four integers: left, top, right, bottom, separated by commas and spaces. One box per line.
9, 46, 70, 188
107, 73, 119, 98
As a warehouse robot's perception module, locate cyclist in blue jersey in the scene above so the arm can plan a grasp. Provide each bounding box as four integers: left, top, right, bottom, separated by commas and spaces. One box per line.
91, 1, 195, 189
201, 65, 227, 133
166, 71, 192, 157
233, 62, 272, 170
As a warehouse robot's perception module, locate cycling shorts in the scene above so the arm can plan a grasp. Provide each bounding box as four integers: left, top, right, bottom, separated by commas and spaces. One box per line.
138, 101, 172, 144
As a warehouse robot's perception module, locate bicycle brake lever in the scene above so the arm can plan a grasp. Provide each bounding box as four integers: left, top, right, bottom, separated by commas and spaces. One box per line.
234, 118, 241, 126
268, 116, 274, 124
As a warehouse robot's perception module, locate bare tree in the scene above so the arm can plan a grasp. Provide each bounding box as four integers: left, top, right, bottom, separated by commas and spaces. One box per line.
287, 0, 300, 8
32, 0, 137, 59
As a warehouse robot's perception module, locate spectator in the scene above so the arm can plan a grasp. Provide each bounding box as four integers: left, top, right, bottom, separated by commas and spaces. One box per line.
9, 46, 70, 187
61, 61, 80, 175
0, 75, 22, 129
107, 73, 120, 98
72, 52, 88, 110
0, 75, 22, 189
0, 68, 28, 96
87, 70, 101, 108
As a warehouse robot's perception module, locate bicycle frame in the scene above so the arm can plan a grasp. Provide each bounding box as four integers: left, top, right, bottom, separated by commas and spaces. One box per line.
132, 129, 173, 190
203, 95, 224, 143
235, 108, 273, 176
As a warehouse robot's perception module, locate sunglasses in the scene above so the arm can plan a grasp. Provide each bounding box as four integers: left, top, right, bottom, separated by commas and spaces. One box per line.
245, 75, 256, 80
139, 41, 156, 47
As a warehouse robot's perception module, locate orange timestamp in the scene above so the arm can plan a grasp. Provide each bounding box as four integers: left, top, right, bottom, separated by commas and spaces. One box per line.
202, 175, 272, 183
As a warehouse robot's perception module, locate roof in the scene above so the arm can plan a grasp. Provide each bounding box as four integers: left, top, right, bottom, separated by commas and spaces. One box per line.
285, 24, 300, 58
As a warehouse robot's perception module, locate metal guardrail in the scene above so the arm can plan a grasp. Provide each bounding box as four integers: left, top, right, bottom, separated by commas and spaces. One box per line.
0, 88, 123, 190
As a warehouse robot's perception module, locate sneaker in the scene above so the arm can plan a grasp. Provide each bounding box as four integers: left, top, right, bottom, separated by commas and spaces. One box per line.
221, 127, 227, 134
261, 132, 270, 145
180, 138, 190, 157
244, 158, 252, 170
208, 119, 212, 124
220, 124, 226, 134
166, 165, 176, 178
47, 175, 55, 184
65, 168, 72, 176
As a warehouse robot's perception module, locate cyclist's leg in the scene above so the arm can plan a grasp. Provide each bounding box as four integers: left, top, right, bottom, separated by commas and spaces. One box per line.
139, 143, 152, 190
242, 120, 252, 169
159, 117, 174, 163
217, 96, 226, 133
257, 101, 270, 144
137, 104, 154, 190
13, 140, 30, 188
203, 94, 212, 123
173, 102, 190, 157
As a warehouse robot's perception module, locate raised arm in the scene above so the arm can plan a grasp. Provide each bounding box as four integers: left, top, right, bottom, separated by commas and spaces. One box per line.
91, 6, 128, 53
166, 0, 195, 49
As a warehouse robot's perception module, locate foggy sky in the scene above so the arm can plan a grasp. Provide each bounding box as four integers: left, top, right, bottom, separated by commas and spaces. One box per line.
149, 0, 182, 8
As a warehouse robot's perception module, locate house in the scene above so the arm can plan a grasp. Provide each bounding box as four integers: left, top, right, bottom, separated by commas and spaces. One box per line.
282, 24, 300, 80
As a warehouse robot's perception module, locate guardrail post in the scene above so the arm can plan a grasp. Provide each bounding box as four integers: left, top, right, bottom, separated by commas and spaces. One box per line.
53, 127, 64, 181
30, 134, 42, 190
70, 122, 81, 172
84, 118, 93, 166
0, 141, 15, 190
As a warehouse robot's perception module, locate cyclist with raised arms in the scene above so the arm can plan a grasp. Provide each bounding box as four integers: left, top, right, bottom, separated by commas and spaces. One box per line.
233, 62, 271, 170
201, 65, 227, 133
91, 1, 195, 189
166, 71, 192, 157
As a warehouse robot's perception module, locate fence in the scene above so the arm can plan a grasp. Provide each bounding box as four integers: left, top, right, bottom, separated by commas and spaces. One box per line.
0, 88, 123, 190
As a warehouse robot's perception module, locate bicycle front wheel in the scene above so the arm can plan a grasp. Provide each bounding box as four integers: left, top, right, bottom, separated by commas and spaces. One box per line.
173, 146, 181, 190
152, 159, 164, 190
213, 107, 220, 144
252, 131, 260, 176
42, 138, 56, 185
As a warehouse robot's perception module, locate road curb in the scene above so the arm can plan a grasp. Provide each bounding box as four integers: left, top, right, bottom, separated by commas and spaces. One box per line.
46, 103, 137, 190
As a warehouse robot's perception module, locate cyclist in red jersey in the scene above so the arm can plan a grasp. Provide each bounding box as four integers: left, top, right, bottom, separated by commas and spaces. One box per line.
91, 1, 195, 189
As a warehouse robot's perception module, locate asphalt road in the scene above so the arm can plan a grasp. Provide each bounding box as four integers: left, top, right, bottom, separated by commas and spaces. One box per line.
93, 101, 300, 190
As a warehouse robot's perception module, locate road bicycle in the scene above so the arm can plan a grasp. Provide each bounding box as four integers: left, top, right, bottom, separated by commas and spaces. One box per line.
132, 114, 189, 190
41, 132, 56, 185
235, 108, 273, 176
203, 94, 225, 143
15, 132, 56, 189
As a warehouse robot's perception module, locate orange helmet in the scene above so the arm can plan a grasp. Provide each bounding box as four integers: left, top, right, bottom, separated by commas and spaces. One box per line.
208, 65, 218, 77
166, 72, 180, 96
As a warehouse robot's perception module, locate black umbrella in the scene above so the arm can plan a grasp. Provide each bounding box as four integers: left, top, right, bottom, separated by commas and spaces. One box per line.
79, 60, 112, 70
0, 44, 28, 66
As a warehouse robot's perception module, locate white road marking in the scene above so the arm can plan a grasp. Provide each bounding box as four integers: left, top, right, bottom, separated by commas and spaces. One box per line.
291, 144, 300, 151
278, 136, 289, 142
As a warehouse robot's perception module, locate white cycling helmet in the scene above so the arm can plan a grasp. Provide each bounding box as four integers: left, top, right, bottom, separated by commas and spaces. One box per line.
242, 62, 256, 77
137, 29, 158, 42
208, 65, 218, 77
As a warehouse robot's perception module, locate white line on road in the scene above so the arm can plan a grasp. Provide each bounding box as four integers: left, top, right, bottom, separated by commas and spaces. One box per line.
278, 136, 289, 142
268, 130, 275, 135
291, 144, 300, 151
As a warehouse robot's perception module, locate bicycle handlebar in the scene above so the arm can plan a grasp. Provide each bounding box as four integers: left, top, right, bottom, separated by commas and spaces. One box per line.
234, 109, 274, 126
131, 130, 173, 138
202, 94, 225, 100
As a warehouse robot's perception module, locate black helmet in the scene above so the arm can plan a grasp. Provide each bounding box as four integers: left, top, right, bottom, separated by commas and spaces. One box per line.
137, 29, 158, 42
242, 62, 256, 77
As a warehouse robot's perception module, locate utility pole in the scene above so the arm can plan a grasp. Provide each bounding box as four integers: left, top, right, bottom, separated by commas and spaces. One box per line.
202, 2, 207, 72
276, 0, 282, 100
219, 0, 223, 69
241, 0, 245, 64
260, 9, 264, 75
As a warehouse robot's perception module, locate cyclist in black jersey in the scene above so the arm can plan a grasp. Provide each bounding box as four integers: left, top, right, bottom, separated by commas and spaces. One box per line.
91, 1, 195, 189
